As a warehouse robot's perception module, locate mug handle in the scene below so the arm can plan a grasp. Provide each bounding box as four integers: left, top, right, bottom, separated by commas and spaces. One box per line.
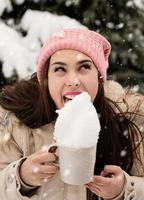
47, 143, 58, 153
47, 143, 59, 167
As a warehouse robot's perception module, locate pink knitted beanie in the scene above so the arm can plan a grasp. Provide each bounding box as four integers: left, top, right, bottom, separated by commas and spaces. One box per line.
37, 28, 111, 83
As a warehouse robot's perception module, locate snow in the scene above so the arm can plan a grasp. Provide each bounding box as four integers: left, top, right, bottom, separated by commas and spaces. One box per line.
54, 92, 101, 148
65, 0, 80, 7
13, 0, 25, 4
134, 0, 144, 9
33, 166, 39, 173
0, 0, 12, 16
21, 10, 84, 44
120, 149, 127, 157
106, 22, 114, 29
123, 130, 128, 137
43, 193, 48, 198
115, 23, 124, 29
131, 85, 140, 93
0, 9, 84, 78
126, 0, 144, 9
0, 21, 38, 78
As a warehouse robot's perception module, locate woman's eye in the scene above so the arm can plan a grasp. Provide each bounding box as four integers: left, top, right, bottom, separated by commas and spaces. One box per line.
80, 64, 91, 70
54, 66, 66, 72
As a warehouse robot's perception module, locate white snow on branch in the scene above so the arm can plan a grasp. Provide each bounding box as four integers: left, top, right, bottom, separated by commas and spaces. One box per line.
20, 9, 84, 44
0, 0, 12, 16
134, 0, 144, 9
0, 10, 85, 78
0, 22, 38, 78
0, 0, 25, 16
13, 0, 25, 5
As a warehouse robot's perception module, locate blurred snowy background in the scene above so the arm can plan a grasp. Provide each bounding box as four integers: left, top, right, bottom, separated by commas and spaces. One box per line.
0, 0, 144, 93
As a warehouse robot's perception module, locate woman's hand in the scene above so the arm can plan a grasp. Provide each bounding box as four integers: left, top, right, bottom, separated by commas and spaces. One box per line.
86, 165, 125, 199
19, 147, 58, 187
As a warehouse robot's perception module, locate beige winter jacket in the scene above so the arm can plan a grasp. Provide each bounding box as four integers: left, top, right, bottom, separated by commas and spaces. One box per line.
0, 80, 143, 200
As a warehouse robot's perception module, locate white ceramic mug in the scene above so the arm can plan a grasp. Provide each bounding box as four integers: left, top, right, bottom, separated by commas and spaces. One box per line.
47, 144, 96, 185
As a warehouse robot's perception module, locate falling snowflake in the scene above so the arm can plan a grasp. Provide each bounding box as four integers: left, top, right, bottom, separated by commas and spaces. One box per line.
106, 22, 114, 29
128, 48, 133, 53
43, 193, 48, 198
123, 130, 128, 137
116, 23, 124, 29
63, 169, 71, 176
127, 33, 133, 41
95, 19, 101, 26
43, 178, 48, 183
41, 144, 49, 152
120, 150, 127, 157
126, 1, 134, 7
131, 85, 140, 93
33, 166, 39, 173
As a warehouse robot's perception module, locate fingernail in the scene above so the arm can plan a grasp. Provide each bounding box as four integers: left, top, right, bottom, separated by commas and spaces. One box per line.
90, 177, 94, 182
43, 178, 48, 183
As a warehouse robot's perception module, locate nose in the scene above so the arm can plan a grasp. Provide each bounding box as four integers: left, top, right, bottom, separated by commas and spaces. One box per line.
65, 74, 80, 87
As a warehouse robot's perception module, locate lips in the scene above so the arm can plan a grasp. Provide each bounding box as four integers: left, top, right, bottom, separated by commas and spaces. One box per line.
63, 91, 82, 103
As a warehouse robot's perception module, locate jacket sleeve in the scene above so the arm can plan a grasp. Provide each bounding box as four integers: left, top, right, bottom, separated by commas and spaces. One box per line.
0, 107, 38, 200
123, 172, 144, 200
104, 172, 143, 200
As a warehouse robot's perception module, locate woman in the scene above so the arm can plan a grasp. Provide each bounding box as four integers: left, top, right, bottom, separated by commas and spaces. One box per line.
0, 28, 144, 200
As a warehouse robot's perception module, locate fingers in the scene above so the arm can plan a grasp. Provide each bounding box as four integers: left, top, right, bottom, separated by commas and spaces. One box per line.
101, 165, 122, 177
31, 151, 57, 163
90, 170, 122, 187
19, 149, 59, 186
85, 165, 125, 199
88, 175, 110, 186
86, 183, 101, 196
87, 165, 123, 187
31, 164, 58, 185
21, 163, 58, 186
37, 164, 58, 174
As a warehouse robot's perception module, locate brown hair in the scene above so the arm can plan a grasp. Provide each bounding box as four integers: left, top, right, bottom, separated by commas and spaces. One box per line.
0, 73, 56, 128
94, 80, 142, 172
0, 62, 143, 200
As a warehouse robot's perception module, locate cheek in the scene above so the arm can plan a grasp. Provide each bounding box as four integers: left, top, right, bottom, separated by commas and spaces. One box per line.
90, 83, 98, 102
48, 77, 58, 101
48, 76, 64, 108
85, 76, 98, 102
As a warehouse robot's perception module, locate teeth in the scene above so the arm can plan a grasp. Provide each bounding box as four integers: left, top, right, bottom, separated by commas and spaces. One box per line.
63, 94, 80, 104
65, 95, 75, 100
65, 98, 70, 103
63, 95, 75, 103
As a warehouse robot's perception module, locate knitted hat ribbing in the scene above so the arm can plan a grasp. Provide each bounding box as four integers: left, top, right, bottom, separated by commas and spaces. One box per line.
37, 28, 111, 83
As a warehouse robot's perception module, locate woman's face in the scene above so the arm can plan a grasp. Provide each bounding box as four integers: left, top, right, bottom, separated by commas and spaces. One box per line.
48, 49, 99, 109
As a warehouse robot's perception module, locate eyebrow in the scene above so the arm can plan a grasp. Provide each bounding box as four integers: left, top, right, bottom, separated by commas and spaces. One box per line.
51, 59, 92, 66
